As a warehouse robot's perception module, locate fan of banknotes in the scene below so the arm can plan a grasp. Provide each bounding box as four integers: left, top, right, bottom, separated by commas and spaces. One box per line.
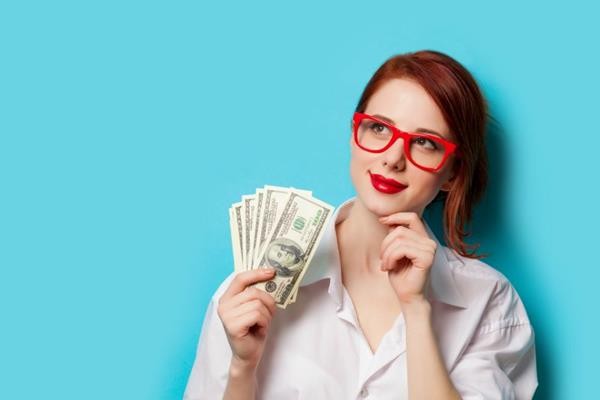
229, 185, 334, 309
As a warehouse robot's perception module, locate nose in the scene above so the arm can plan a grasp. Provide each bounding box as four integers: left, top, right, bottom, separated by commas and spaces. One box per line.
381, 136, 407, 171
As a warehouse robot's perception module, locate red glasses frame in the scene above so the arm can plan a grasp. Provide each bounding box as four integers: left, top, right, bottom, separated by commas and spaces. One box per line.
352, 112, 458, 173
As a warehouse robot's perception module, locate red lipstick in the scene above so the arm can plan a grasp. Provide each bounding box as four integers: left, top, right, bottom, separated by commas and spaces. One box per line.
369, 172, 407, 194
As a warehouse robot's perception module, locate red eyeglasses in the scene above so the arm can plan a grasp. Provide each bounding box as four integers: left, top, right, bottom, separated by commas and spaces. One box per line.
352, 112, 458, 172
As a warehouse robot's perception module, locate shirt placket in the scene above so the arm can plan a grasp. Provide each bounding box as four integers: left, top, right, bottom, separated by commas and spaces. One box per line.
337, 286, 407, 399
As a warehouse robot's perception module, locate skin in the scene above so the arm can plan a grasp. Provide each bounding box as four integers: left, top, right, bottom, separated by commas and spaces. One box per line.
220, 77, 463, 399
344, 77, 457, 291
339, 77, 462, 399
219, 268, 277, 400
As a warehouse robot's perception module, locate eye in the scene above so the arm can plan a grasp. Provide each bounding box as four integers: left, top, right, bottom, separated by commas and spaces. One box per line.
414, 136, 440, 150
368, 122, 391, 136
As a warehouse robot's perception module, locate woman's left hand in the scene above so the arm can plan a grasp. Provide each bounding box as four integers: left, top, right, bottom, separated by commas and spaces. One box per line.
379, 212, 437, 305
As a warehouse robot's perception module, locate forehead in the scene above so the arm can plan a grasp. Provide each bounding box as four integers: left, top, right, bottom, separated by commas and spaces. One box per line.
365, 78, 451, 139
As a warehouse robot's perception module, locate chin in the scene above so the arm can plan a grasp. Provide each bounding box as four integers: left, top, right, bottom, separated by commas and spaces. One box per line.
356, 187, 412, 217
351, 168, 422, 216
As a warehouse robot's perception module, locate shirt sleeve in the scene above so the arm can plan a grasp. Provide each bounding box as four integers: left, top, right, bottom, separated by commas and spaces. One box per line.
449, 280, 539, 400
183, 274, 235, 400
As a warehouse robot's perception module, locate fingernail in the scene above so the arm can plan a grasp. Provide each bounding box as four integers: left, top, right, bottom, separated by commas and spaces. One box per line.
262, 268, 275, 274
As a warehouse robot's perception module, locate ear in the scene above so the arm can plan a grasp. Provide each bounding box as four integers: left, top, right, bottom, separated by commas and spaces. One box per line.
440, 179, 453, 192
440, 165, 457, 192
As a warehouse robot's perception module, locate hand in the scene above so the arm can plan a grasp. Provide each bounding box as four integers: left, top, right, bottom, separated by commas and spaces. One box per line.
217, 268, 278, 371
379, 212, 437, 304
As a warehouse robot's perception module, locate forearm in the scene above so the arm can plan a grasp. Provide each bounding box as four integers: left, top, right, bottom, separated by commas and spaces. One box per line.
223, 358, 257, 400
402, 298, 462, 400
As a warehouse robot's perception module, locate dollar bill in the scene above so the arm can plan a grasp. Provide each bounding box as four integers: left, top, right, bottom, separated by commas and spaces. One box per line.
229, 186, 332, 308
241, 195, 256, 270
230, 202, 244, 272
249, 189, 264, 271
252, 185, 311, 269
229, 205, 243, 273
251, 191, 333, 308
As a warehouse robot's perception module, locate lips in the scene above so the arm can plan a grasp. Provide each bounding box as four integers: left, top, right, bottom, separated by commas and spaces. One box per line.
369, 172, 407, 194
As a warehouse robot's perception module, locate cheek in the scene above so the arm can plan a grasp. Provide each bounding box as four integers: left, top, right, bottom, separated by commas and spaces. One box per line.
411, 172, 446, 204
349, 145, 372, 173
349, 150, 368, 188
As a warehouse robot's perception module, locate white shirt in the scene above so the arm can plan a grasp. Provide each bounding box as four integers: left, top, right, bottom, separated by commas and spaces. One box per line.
184, 197, 538, 400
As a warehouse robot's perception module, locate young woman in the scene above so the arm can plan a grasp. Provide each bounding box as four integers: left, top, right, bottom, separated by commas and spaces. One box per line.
184, 50, 538, 400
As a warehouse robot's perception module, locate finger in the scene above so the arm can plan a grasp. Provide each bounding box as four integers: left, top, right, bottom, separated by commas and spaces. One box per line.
220, 298, 271, 331
378, 212, 427, 236
231, 301, 272, 333
218, 289, 276, 324
230, 298, 272, 322
221, 268, 276, 302
228, 308, 270, 338
381, 243, 423, 271
380, 225, 428, 255
236, 287, 277, 315
231, 287, 276, 315
381, 231, 435, 263
384, 243, 432, 271
381, 240, 435, 265
381, 243, 408, 271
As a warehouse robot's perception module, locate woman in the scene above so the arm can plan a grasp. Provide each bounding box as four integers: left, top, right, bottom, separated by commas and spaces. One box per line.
184, 50, 538, 399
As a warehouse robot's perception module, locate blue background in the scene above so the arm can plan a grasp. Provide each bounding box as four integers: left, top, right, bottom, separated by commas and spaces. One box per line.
1, 1, 598, 399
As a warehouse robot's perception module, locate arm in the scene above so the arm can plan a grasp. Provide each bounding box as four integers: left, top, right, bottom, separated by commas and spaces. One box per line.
223, 359, 258, 400
183, 269, 277, 400
401, 295, 537, 400
219, 268, 277, 400
378, 214, 537, 399
402, 296, 462, 400
448, 282, 538, 400
402, 297, 538, 400
378, 213, 462, 398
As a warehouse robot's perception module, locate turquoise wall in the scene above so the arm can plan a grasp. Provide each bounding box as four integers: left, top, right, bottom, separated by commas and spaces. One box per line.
1, 1, 597, 399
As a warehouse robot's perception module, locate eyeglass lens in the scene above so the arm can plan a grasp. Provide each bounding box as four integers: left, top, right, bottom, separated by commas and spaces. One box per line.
356, 118, 447, 169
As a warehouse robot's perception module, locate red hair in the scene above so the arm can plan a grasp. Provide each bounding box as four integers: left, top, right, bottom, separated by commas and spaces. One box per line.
354, 50, 489, 259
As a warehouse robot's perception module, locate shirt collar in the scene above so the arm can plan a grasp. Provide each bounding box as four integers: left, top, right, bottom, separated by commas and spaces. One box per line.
300, 196, 468, 309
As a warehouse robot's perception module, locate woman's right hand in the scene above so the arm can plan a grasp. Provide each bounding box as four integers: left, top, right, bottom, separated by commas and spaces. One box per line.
217, 268, 278, 372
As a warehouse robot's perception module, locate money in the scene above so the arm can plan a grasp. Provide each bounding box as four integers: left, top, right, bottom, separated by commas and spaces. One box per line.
229, 185, 333, 308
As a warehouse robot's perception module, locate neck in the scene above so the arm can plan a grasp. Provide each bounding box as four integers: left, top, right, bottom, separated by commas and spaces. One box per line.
336, 198, 391, 276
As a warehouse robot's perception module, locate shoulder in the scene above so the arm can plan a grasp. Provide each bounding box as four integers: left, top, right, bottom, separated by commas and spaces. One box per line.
207, 271, 238, 307
442, 246, 532, 333
442, 246, 508, 282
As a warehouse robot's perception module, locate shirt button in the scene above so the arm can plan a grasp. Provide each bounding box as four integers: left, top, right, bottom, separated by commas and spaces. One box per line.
359, 388, 369, 397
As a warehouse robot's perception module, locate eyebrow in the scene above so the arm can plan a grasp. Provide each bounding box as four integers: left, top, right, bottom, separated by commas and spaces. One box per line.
372, 113, 448, 139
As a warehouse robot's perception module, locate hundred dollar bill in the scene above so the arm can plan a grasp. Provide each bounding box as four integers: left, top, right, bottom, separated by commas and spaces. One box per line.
229, 206, 243, 273
252, 191, 333, 308
283, 187, 312, 305
230, 201, 245, 271
252, 185, 311, 269
241, 194, 256, 270
249, 189, 264, 271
